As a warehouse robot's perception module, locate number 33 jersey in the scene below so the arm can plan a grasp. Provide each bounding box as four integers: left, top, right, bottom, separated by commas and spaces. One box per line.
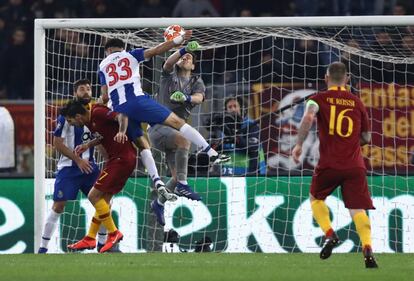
98, 49, 146, 109
308, 87, 370, 170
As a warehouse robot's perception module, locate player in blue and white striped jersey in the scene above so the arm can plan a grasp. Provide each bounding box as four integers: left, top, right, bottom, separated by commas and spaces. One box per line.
38, 79, 100, 254
98, 34, 229, 204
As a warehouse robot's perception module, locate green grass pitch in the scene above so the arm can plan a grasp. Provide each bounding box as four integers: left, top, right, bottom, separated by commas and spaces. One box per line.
1, 253, 413, 281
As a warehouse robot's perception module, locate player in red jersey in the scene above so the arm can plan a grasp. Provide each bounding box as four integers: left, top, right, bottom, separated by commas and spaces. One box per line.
292, 62, 378, 268
60, 99, 136, 253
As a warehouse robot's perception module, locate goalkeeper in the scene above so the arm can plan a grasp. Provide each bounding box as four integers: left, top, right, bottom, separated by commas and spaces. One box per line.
148, 41, 211, 225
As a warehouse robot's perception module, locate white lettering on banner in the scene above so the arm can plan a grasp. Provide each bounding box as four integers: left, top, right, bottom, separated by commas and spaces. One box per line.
293, 197, 354, 253
80, 197, 142, 253
221, 177, 286, 253
0, 197, 26, 254
370, 195, 414, 253
165, 197, 212, 237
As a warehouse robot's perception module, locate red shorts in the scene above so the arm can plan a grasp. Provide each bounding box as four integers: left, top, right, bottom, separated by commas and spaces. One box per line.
310, 167, 375, 210
94, 155, 136, 195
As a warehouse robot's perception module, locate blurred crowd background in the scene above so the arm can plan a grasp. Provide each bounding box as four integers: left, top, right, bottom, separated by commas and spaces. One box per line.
0, 0, 413, 176
0, 0, 413, 100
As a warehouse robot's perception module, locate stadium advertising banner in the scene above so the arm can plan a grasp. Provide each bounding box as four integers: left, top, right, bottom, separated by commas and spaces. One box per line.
359, 83, 414, 172
252, 83, 414, 174
1, 177, 414, 254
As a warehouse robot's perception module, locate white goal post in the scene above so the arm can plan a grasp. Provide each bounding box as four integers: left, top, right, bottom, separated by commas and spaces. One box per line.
35, 16, 414, 253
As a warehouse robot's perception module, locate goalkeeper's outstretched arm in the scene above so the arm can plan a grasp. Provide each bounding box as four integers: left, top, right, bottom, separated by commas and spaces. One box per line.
164, 41, 200, 73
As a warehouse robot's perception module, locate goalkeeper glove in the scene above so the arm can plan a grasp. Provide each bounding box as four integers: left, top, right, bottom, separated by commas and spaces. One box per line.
185, 41, 200, 52
170, 91, 191, 103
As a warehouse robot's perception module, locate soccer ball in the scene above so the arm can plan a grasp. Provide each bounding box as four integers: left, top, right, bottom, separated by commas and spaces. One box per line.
163, 25, 185, 42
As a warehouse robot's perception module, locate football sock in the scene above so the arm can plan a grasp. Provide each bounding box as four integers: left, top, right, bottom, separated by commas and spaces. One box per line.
97, 224, 107, 245
176, 147, 189, 185
140, 149, 160, 182
352, 211, 372, 248
165, 178, 176, 193
86, 213, 101, 239
179, 124, 218, 157
40, 209, 61, 249
311, 200, 333, 236
94, 198, 117, 233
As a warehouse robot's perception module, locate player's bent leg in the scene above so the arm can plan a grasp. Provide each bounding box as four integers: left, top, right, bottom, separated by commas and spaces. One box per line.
164, 113, 231, 164
163, 112, 185, 130
171, 135, 201, 200
151, 199, 166, 226
164, 113, 215, 154
136, 137, 177, 202
310, 196, 340, 259
52, 201, 66, 213
350, 209, 378, 268
38, 201, 66, 254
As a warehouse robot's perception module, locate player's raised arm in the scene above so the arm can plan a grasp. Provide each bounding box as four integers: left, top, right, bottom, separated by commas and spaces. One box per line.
292, 100, 319, 163
144, 30, 192, 60
163, 41, 200, 73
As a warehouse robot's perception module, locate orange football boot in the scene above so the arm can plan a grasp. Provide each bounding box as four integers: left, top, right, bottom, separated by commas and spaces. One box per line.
67, 236, 96, 251
99, 230, 123, 253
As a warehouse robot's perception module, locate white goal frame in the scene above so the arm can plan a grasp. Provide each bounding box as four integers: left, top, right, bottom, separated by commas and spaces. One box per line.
34, 16, 414, 252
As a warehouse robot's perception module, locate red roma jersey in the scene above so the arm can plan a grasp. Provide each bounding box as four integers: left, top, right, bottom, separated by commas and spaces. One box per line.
309, 87, 369, 170
87, 104, 136, 160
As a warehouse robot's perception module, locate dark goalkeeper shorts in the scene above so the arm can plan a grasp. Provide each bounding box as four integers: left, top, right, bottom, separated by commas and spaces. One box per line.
310, 167, 375, 210
94, 155, 136, 195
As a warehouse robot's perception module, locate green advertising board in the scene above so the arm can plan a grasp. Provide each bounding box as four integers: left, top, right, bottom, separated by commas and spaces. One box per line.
1, 177, 414, 253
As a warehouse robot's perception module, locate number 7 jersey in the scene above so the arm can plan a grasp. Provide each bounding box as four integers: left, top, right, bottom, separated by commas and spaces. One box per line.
98, 49, 146, 109
309, 87, 370, 170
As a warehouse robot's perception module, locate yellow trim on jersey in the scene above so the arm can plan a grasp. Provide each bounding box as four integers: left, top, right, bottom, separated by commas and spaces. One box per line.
328, 86, 347, 91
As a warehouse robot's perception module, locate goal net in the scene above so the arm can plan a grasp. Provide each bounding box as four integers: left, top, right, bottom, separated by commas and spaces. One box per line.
35, 17, 414, 253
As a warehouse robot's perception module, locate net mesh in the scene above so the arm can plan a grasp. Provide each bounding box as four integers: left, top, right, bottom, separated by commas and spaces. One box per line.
42, 23, 414, 253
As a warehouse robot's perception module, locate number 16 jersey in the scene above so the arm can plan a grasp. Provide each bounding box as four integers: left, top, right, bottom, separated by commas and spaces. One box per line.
309, 87, 370, 170
98, 49, 146, 109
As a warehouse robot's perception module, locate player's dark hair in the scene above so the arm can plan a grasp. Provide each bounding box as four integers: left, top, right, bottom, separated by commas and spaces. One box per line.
327, 62, 347, 84
104, 38, 125, 50
174, 51, 197, 73
224, 96, 243, 111
60, 99, 87, 118
73, 78, 91, 93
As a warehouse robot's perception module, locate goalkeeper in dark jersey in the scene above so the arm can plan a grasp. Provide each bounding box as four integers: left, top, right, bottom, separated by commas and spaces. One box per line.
148, 41, 230, 226
292, 62, 378, 268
